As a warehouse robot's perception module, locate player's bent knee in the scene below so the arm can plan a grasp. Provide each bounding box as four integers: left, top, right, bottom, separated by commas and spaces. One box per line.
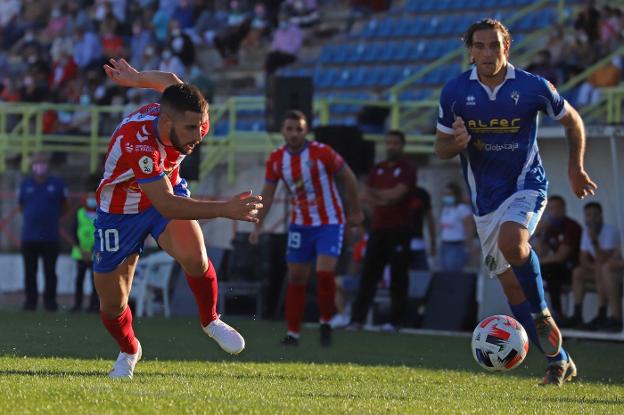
179, 255, 210, 277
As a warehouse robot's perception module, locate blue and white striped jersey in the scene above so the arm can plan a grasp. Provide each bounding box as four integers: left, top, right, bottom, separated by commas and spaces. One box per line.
437, 63, 566, 216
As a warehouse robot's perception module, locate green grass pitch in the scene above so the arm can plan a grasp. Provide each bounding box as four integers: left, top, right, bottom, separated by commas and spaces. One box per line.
1, 310, 623, 414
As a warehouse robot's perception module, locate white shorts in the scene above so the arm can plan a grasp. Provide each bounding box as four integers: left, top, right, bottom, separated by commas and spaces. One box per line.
474, 189, 546, 276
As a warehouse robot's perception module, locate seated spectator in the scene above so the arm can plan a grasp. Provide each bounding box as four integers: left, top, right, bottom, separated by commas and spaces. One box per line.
169, 19, 195, 67
281, 0, 320, 28
568, 202, 622, 331
213, 0, 252, 66
576, 56, 621, 107
129, 20, 154, 67
526, 50, 560, 85
264, 19, 303, 76
172, 0, 196, 30
159, 49, 186, 79
241, 2, 270, 49
438, 182, 474, 273
73, 26, 102, 70
536, 195, 582, 320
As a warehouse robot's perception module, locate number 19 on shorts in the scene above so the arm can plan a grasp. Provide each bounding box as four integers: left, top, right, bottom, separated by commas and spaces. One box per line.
98, 228, 119, 252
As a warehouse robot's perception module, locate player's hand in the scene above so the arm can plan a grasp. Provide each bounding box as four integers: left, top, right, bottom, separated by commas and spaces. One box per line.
223, 191, 263, 223
103, 58, 140, 88
568, 167, 597, 199
452, 117, 471, 150
346, 210, 364, 227
249, 228, 261, 245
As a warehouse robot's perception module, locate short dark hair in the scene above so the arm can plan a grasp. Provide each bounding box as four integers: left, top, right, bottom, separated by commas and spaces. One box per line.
446, 182, 463, 199
282, 109, 307, 124
463, 18, 512, 49
160, 83, 208, 114
548, 195, 565, 206
386, 129, 406, 145
584, 202, 602, 212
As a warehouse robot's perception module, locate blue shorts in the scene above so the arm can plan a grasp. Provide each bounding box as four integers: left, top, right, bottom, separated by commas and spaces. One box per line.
286, 224, 344, 264
93, 180, 190, 273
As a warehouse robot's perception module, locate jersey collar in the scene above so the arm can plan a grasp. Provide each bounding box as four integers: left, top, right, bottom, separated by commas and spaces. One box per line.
469, 63, 516, 101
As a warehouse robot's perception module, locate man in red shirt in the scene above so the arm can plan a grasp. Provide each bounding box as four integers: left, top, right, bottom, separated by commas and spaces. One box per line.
95, 59, 262, 378
250, 110, 363, 346
349, 130, 416, 330
536, 195, 581, 319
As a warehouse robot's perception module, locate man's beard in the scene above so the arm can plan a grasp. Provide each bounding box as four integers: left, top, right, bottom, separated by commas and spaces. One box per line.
169, 126, 193, 155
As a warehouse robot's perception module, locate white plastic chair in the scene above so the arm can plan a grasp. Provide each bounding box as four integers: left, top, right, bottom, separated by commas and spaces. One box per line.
132, 251, 175, 318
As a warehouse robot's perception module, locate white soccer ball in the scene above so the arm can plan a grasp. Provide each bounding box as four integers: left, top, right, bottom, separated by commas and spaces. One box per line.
471, 314, 529, 372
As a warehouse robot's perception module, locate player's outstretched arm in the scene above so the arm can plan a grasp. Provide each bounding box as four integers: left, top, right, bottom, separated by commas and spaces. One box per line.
139, 176, 262, 222
558, 102, 597, 199
336, 164, 364, 226
103, 58, 183, 93
249, 181, 278, 244
435, 117, 471, 159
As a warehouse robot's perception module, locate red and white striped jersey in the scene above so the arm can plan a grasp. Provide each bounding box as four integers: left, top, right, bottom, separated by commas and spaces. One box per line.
265, 141, 345, 226
96, 103, 186, 214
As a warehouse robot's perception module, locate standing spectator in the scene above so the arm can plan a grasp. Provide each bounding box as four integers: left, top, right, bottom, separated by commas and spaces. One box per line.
409, 186, 436, 271
536, 195, 582, 320
349, 130, 416, 331
249, 110, 363, 347
18, 154, 68, 311
70, 190, 99, 313
264, 18, 303, 76
568, 202, 621, 331
438, 182, 473, 273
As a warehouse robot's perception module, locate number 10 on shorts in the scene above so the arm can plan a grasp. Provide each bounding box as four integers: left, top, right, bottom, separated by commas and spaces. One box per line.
98, 228, 120, 252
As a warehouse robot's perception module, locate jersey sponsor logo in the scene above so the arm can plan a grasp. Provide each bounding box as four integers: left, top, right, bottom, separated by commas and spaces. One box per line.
485, 255, 497, 271
466, 95, 476, 106
136, 125, 149, 142
511, 90, 520, 105
467, 118, 521, 133
473, 139, 519, 152
139, 156, 154, 174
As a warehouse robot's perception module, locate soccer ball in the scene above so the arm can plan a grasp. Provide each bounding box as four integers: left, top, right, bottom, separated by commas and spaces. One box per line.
471, 315, 529, 371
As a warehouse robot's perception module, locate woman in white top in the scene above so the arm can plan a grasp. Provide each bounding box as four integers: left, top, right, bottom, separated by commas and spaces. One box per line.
439, 182, 474, 272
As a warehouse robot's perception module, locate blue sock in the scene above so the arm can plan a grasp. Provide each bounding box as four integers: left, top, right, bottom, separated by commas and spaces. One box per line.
511, 249, 548, 314
509, 301, 543, 354
547, 347, 568, 363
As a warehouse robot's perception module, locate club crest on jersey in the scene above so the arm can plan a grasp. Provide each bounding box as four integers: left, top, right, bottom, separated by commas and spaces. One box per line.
466, 95, 476, 106
511, 90, 520, 105
139, 156, 154, 174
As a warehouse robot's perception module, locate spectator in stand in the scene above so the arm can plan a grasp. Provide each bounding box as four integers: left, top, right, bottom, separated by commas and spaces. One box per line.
151, 4, 171, 44
213, 0, 252, 66
169, 19, 195, 67
568, 202, 622, 331
526, 50, 560, 86
409, 186, 436, 271
100, 15, 126, 60
535, 196, 582, 320
241, 2, 270, 49
129, 20, 154, 67
281, 0, 320, 28
194, 3, 228, 44
438, 182, 474, 273
349, 130, 417, 331
574, 1, 601, 45
172, 0, 196, 30
264, 18, 303, 76
576, 56, 621, 107
159, 48, 186, 79
73, 25, 102, 70
49, 38, 78, 97
18, 154, 68, 311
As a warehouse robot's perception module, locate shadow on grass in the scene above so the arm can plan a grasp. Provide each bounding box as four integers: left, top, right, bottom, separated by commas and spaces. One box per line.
1, 311, 623, 385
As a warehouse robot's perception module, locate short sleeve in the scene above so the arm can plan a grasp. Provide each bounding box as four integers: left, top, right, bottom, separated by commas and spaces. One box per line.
602, 225, 621, 250
536, 76, 566, 120
458, 203, 472, 219
124, 139, 164, 183
437, 81, 457, 135
265, 152, 281, 182
320, 146, 345, 174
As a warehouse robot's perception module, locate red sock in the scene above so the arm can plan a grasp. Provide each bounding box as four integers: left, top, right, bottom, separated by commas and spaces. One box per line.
286, 282, 307, 334
317, 271, 336, 323
100, 306, 138, 354
185, 260, 219, 327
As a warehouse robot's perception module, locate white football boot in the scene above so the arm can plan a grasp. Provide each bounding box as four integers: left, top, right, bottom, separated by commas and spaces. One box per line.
108, 340, 142, 379
203, 318, 245, 355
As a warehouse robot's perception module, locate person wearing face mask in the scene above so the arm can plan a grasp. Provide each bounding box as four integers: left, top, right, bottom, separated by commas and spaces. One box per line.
18, 154, 68, 311
348, 130, 416, 332
535, 196, 581, 320
438, 182, 474, 272
70, 190, 100, 313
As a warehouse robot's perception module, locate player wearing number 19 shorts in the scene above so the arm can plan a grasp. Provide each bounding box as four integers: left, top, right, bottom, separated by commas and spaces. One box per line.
94, 59, 263, 378
249, 110, 363, 347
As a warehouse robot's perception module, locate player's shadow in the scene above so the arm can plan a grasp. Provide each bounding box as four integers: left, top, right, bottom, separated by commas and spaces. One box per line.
2, 312, 623, 385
